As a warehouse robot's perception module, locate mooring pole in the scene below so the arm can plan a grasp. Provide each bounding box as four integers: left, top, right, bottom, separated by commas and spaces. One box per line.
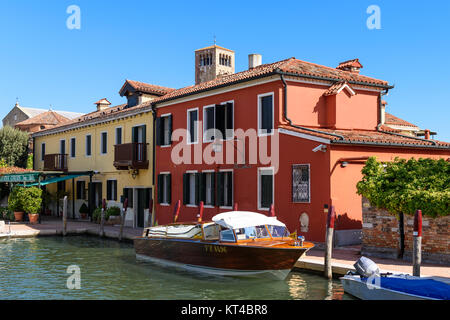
324, 204, 335, 279
119, 198, 128, 241
233, 202, 238, 211
269, 204, 275, 217
62, 196, 68, 236
197, 201, 204, 223
100, 198, 106, 238
413, 209, 422, 277
173, 200, 181, 223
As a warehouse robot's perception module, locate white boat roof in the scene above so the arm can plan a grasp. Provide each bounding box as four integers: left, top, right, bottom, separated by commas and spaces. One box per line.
212, 211, 286, 229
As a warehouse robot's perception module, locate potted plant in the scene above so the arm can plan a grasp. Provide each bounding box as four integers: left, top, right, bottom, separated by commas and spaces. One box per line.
106, 206, 121, 225
22, 187, 42, 224
79, 202, 89, 219
42, 189, 53, 216
8, 187, 25, 222
92, 207, 102, 223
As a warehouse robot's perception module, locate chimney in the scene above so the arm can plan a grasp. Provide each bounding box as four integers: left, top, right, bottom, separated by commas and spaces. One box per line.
424, 129, 431, 140
380, 100, 387, 124
248, 54, 262, 69
337, 59, 363, 74
94, 98, 111, 111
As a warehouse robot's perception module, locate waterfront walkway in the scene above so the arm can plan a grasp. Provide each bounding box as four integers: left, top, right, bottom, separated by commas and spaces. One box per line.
1, 218, 449, 279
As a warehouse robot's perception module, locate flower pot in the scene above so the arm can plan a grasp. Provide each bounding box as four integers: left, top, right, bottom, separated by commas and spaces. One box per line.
80, 213, 87, 219
14, 211, 24, 222
29, 213, 39, 224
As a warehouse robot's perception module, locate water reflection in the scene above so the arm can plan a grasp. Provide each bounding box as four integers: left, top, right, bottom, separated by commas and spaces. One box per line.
0, 236, 352, 300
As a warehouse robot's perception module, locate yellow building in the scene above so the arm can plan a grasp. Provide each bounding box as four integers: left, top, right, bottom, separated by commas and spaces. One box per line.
32, 80, 173, 228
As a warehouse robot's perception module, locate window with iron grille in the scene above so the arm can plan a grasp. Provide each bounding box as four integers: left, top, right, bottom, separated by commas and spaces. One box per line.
292, 164, 310, 203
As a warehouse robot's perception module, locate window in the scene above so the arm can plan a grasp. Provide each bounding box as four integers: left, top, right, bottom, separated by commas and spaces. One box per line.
100, 132, 108, 155
107, 180, 117, 201
70, 138, 76, 158
258, 93, 274, 136
203, 102, 233, 142
86, 135, 92, 156
220, 229, 236, 242
187, 108, 199, 144
183, 172, 199, 206
41, 143, 46, 161
258, 168, 273, 209
156, 115, 172, 146
217, 171, 233, 207
76, 181, 86, 200
235, 226, 270, 240
199, 172, 215, 206
292, 164, 310, 203
60, 140, 66, 154
157, 173, 171, 204
115, 127, 122, 145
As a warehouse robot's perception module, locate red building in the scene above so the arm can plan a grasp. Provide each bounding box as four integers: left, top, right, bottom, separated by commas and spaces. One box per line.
149, 46, 449, 244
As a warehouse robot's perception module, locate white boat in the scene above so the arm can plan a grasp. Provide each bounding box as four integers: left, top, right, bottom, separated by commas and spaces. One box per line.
340, 257, 450, 300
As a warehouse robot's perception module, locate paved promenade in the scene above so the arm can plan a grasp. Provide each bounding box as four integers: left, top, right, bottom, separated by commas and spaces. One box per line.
1, 218, 449, 278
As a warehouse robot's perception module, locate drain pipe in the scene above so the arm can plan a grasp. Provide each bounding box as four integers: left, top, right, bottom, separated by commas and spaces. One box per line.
279, 73, 345, 140
376, 89, 437, 145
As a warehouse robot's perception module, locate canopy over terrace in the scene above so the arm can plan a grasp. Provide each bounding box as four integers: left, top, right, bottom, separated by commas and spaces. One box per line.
0, 170, 94, 222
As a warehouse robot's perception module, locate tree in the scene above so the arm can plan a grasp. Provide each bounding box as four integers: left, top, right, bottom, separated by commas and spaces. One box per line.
0, 126, 29, 168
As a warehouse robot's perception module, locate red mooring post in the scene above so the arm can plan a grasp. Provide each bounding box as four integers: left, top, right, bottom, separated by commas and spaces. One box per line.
324, 204, 336, 279
119, 198, 128, 241
197, 201, 204, 222
173, 200, 181, 223
233, 202, 238, 211
413, 209, 423, 277
269, 204, 275, 217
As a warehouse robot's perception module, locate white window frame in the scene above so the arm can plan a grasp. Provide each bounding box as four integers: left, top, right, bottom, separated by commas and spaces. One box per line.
187, 107, 199, 145
160, 113, 172, 147
106, 179, 118, 201
257, 92, 274, 137
70, 137, 76, 158
115, 126, 123, 145
85, 134, 92, 157
202, 169, 215, 208
100, 131, 108, 155
202, 105, 216, 143
59, 139, 66, 154
219, 169, 233, 209
185, 170, 198, 207
292, 163, 311, 204
257, 167, 275, 210
159, 171, 171, 206
219, 100, 234, 142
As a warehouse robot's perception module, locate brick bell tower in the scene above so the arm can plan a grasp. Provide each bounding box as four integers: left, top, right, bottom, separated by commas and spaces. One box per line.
195, 44, 235, 85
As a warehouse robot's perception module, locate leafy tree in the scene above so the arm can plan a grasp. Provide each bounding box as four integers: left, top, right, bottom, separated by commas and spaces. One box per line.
357, 157, 450, 218
0, 126, 29, 168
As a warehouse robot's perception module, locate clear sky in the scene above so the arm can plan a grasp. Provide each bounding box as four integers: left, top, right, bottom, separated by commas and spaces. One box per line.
1, 0, 449, 141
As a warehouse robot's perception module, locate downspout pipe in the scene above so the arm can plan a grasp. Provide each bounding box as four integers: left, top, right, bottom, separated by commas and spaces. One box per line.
151, 105, 157, 186
376, 89, 437, 145
279, 73, 345, 140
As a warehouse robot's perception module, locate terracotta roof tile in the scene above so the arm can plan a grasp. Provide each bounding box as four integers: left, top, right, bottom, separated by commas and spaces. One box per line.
337, 59, 363, 70
15, 110, 70, 126
122, 80, 175, 96
279, 124, 450, 148
385, 112, 419, 128
323, 81, 355, 96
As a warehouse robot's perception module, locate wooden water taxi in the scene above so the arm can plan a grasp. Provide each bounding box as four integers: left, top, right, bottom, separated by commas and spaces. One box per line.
134, 211, 314, 280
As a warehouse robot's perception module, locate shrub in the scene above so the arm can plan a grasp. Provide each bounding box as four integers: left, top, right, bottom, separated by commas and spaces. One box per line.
8, 187, 26, 212
22, 187, 43, 214
106, 206, 121, 220
79, 203, 89, 215
357, 157, 450, 217
92, 207, 102, 223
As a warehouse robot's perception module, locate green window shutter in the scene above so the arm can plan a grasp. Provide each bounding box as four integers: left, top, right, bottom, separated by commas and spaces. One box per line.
226, 102, 233, 139
155, 117, 162, 146
226, 172, 233, 207
195, 173, 200, 205
199, 172, 206, 203
215, 104, 225, 139
167, 174, 171, 204
168, 115, 173, 145
157, 175, 163, 204
142, 125, 147, 144
182, 173, 188, 205
107, 181, 112, 200
211, 172, 216, 206
217, 172, 224, 207
261, 174, 273, 208
132, 127, 137, 143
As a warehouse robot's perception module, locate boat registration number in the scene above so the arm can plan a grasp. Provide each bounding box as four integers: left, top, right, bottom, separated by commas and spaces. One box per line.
204, 244, 227, 254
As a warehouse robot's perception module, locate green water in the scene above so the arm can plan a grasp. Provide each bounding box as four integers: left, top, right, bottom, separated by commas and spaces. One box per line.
0, 236, 352, 300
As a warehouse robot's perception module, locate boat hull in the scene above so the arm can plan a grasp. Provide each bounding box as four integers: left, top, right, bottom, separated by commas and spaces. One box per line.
134, 237, 310, 280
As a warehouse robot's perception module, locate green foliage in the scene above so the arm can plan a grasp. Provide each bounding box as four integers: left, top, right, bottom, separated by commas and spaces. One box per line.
0, 206, 14, 220
106, 206, 121, 220
79, 203, 89, 214
21, 187, 43, 214
8, 187, 26, 212
0, 159, 7, 168
357, 157, 450, 217
92, 207, 102, 223
0, 126, 29, 168
26, 154, 33, 169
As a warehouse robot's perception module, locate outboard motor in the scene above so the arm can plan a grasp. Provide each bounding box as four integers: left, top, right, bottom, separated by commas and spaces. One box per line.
354, 256, 380, 278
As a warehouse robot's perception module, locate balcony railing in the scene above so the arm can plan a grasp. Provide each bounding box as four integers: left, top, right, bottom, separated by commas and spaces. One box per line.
114, 143, 149, 170
44, 154, 68, 171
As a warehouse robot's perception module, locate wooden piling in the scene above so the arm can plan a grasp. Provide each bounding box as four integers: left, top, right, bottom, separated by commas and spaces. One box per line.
119, 198, 128, 241
324, 204, 335, 279
413, 209, 422, 277
62, 196, 68, 236
197, 201, 204, 222
100, 199, 106, 237
173, 200, 181, 223
233, 203, 238, 211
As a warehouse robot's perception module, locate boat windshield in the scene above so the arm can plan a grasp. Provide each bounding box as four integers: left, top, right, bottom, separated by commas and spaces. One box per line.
234, 225, 270, 240
267, 225, 290, 238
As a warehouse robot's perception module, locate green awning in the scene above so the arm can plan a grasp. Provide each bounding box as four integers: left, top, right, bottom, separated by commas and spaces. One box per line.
0, 172, 41, 183
20, 174, 85, 187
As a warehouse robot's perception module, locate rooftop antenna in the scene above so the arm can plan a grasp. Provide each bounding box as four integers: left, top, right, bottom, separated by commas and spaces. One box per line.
15, 97, 19, 107
214, 34, 216, 46
49, 104, 53, 111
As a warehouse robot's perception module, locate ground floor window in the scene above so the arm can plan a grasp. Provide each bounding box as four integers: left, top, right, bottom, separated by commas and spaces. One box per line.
200, 172, 215, 206
217, 171, 233, 207
76, 181, 86, 200
258, 167, 273, 210
183, 172, 199, 206
122, 188, 133, 208
107, 180, 117, 201
157, 173, 171, 204
292, 164, 310, 203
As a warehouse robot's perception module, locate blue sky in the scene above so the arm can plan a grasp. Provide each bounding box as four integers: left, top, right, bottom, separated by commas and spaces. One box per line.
1, 0, 449, 141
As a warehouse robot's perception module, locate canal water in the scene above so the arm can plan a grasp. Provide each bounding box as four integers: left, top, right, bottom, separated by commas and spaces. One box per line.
0, 236, 353, 300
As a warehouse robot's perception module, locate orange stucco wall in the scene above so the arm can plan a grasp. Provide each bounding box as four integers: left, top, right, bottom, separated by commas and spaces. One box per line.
329, 145, 450, 231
